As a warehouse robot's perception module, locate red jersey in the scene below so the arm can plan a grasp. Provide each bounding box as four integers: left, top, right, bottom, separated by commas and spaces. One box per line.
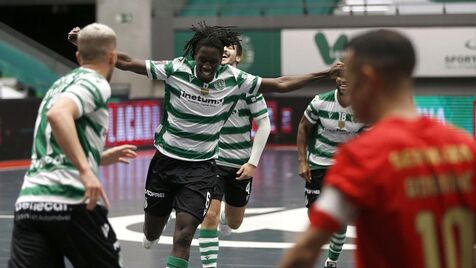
314, 117, 476, 268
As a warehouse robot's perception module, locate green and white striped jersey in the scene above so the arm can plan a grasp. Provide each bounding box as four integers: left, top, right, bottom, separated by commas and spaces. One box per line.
305, 89, 365, 169
17, 67, 110, 204
216, 93, 268, 168
146, 58, 261, 161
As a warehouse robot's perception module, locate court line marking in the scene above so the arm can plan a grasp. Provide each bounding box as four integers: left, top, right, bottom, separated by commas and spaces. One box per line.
0, 215, 14, 219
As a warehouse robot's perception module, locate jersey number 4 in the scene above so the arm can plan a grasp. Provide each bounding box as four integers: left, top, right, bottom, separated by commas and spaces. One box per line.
416, 207, 474, 268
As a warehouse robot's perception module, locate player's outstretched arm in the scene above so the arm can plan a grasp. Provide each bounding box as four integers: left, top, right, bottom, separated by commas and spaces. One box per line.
259, 62, 343, 93
236, 115, 271, 180
68, 27, 148, 75
297, 115, 313, 183
47, 97, 110, 210
278, 227, 332, 268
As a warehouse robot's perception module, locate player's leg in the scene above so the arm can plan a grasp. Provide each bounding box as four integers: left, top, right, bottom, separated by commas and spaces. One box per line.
305, 168, 326, 217
58, 204, 122, 268
222, 175, 252, 229
325, 225, 348, 268
143, 151, 175, 248
9, 208, 65, 268
198, 175, 224, 268
168, 159, 216, 268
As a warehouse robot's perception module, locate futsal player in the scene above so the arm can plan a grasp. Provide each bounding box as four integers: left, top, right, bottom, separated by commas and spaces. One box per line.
297, 68, 365, 268
70, 22, 342, 268
280, 29, 476, 268
198, 42, 271, 268
9, 23, 137, 268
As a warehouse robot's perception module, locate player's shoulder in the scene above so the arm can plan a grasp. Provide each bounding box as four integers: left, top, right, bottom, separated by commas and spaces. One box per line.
317, 89, 336, 102
76, 69, 109, 89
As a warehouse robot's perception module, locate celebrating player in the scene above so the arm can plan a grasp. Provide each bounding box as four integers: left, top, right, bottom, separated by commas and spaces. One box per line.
280, 29, 476, 268
70, 22, 341, 268
9, 23, 137, 268
197, 42, 271, 268
297, 67, 365, 268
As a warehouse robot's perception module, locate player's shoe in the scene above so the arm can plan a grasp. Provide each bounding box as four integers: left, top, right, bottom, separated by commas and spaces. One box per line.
142, 235, 159, 250
218, 210, 233, 236
324, 260, 337, 268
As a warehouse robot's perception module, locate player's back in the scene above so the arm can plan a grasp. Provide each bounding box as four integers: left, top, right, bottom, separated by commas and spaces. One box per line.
342, 117, 476, 268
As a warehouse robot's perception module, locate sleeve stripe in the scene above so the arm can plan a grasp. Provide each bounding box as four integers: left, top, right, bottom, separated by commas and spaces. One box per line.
304, 111, 318, 125
252, 109, 268, 118
149, 61, 158, 80
248, 77, 258, 94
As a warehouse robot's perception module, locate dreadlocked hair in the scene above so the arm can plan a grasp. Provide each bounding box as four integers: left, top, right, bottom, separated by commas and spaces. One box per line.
183, 21, 241, 58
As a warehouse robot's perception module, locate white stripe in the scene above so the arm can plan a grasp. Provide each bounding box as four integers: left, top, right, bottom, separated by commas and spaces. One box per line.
199, 246, 219, 253
199, 238, 219, 244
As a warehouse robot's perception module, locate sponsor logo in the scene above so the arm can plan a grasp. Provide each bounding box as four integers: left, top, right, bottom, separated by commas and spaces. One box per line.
465, 38, 476, 50
31, 155, 67, 170
16, 202, 69, 212
180, 91, 224, 106
314, 32, 348, 65
101, 223, 110, 238
144, 189, 165, 198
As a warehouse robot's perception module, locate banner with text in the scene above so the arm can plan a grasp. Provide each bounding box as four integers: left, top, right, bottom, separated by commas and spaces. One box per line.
282, 27, 476, 77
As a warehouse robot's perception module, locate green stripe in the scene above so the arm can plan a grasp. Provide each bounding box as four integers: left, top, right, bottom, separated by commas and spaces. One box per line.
248, 77, 259, 94
224, 94, 243, 104
317, 135, 340, 147
238, 109, 251, 117
161, 140, 216, 160
252, 109, 268, 118
164, 61, 174, 77
149, 61, 158, 80
237, 70, 247, 87
217, 156, 248, 166
68, 91, 85, 113
167, 102, 229, 124
19, 184, 85, 199
202, 259, 217, 265
219, 141, 251, 150
199, 242, 218, 248
164, 84, 181, 97
77, 80, 106, 110
199, 229, 219, 238
307, 103, 319, 117
317, 110, 354, 122
308, 146, 334, 159
166, 124, 219, 142
171, 71, 203, 88
220, 125, 251, 134
319, 90, 335, 102
76, 118, 101, 165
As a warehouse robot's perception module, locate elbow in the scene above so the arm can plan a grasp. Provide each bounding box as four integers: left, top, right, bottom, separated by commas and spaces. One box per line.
46, 109, 61, 125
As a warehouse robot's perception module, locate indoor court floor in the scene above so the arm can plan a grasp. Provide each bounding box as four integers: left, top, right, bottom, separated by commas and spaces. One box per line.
0, 148, 355, 268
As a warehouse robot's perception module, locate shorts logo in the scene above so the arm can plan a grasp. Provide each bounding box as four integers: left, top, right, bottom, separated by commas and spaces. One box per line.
144, 198, 148, 209
101, 223, 110, 238
203, 191, 211, 216
145, 190, 165, 198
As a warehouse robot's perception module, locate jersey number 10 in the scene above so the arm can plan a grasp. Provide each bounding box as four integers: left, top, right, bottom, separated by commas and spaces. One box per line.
416, 207, 474, 268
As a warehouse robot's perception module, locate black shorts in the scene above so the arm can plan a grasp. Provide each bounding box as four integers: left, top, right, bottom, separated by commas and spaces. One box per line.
144, 151, 217, 222
305, 168, 328, 208
211, 165, 252, 207
9, 202, 121, 268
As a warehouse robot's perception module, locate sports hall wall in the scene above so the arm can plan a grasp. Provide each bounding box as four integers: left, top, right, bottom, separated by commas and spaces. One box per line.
0, 1, 475, 160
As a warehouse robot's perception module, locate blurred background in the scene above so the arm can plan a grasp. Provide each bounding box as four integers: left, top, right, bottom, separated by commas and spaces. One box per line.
0, 0, 475, 159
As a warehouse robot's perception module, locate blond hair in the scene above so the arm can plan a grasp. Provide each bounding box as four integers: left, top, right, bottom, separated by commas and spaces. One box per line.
78, 23, 116, 63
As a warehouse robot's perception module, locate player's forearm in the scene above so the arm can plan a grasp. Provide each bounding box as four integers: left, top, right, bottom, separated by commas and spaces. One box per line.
116, 51, 148, 75
297, 124, 310, 163
47, 111, 91, 173
248, 116, 271, 166
264, 71, 330, 93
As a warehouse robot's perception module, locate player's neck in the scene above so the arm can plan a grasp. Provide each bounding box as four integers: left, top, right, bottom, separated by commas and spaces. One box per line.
81, 64, 111, 81
377, 84, 418, 122
336, 91, 351, 108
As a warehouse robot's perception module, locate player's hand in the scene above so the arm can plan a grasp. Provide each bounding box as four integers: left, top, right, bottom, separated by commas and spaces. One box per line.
68, 27, 80, 46
329, 61, 345, 79
80, 169, 110, 210
298, 161, 312, 183
236, 163, 256, 180
101, 144, 137, 166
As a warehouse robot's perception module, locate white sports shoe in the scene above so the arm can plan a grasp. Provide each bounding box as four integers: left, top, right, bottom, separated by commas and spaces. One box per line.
218, 210, 233, 236
142, 235, 159, 250
324, 259, 337, 268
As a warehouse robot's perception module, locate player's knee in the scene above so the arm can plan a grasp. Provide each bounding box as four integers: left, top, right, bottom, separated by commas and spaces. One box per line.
174, 228, 195, 249
227, 217, 243, 229
203, 209, 220, 228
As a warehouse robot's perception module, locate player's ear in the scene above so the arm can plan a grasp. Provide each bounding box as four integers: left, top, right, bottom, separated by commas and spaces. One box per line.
75, 51, 82, 65
235, 54, 241, 64
109, 50, 117, 66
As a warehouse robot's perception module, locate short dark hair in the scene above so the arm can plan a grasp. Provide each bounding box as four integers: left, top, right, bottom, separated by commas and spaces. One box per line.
183, 22, 241, 59
346, 29, 415, 80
